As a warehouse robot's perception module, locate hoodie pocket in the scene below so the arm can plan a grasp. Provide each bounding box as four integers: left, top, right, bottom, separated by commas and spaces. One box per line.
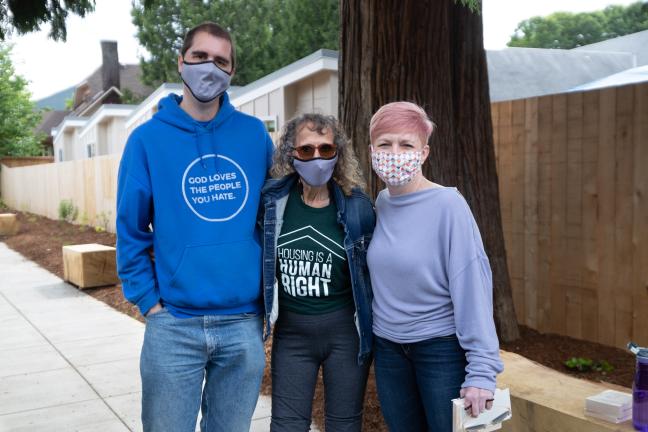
168, 239, 262, 309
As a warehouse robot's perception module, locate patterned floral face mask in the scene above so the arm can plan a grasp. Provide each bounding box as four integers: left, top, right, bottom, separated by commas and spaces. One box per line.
370, 150, 423, 187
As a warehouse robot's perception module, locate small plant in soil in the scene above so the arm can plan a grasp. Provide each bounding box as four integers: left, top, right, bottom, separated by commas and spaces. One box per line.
565, 357, 614, 374
0, 198, 7, 211
79, 211, 90, 226
58, 200, 78, 223
95, 211, 111, 233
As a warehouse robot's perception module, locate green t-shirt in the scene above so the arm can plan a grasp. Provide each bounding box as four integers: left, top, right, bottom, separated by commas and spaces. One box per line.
276, 184, 353, 315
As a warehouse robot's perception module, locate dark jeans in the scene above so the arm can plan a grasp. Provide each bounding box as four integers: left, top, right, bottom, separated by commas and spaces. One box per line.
271, 306, 370, 432
373, 334, 467, 432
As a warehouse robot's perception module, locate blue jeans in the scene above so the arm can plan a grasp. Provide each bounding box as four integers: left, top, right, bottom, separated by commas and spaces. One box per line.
373, 334, 467, 432
140, 308, 265, 432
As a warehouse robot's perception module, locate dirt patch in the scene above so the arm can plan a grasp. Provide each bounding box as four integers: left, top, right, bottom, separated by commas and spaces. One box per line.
1, 208, 635, 431
501, 326, 635, 388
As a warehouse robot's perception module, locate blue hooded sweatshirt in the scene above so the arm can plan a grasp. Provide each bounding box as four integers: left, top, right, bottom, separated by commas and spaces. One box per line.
116, 93, 273, 317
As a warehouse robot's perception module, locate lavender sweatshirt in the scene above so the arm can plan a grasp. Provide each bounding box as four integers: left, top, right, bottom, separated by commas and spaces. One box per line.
367, 187, 503, 391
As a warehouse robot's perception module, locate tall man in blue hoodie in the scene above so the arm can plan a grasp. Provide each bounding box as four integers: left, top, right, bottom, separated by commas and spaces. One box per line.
116, 22, 274, 432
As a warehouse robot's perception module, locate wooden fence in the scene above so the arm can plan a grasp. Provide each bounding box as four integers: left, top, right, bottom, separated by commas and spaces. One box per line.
1, 155, 120, 232
493, 81, 648, 348
2, 82, 648, 348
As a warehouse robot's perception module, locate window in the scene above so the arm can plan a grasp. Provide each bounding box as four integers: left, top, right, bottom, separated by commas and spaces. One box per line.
58, 149, 63, 162
259, 115, 278, 133
86, 144, 95, 158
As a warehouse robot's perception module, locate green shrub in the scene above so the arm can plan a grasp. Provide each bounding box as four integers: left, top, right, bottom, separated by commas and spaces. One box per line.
564, 357, 614, 374
79, 211, 89, 226
58, 199, 78, 223
95, 210, 111, 232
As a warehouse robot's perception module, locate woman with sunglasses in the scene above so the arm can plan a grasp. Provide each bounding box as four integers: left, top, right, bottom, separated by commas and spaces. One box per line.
366, 102, 503, 432
261, 113, 375, 432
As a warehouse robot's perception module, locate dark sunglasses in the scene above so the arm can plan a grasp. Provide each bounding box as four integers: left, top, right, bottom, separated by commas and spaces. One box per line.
291, 144, 338, 161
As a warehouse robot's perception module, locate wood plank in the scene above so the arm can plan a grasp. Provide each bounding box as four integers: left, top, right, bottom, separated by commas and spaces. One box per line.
597, 87, 617, 347
536, 95, 553, 332
614, 85, 635, 348
499, 351, 635, 432
523, 97, 539, 328
498, 101, 514, 235
565, 285, 583, 339
568, 72, 585, 303
565, 92, 584, 311
549, 93, 568, 335
632, 82, 648, 346
509, 100, 526, 320
492, 102, 500, 162
581, 90, 600, 344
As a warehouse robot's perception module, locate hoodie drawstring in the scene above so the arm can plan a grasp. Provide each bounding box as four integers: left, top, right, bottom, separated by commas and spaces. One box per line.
194, 127, 220, 171
195, 137, 207, 169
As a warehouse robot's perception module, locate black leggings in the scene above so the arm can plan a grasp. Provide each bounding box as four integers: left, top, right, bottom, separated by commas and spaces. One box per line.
270, 306, 370, 432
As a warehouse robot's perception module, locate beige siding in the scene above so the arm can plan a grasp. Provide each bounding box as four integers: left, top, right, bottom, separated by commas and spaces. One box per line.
253, 94, 269, 117
126, 106, 157, 136
291, 71, 337, 118
328, 73, 339, 117
312, 71, 330, 114
97, 123, 108, 156
107, 117, 128, 155
53, 136, 64, 162
269, 88, 284, 127
63, 130, 77, 161
284, 84, 298, 123
295, 77, 314, 114
240, 101, 254, 115
80, 126, 97, 159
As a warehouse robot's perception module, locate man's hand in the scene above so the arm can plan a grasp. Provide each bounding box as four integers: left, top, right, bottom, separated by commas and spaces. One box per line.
146, 302, 163, 317
460, 387, 494, 417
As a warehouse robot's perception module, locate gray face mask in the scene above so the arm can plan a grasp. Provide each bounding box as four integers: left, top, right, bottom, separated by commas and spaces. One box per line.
293, 155, 338, 187
180, 61, 231, 103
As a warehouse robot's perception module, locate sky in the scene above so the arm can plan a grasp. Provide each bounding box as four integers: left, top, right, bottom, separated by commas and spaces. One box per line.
5, 0, 642, 101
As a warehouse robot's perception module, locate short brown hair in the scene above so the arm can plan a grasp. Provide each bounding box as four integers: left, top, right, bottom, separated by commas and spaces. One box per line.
181, 22, 236, 70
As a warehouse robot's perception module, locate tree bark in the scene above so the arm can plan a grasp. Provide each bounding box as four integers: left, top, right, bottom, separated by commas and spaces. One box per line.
339, 0, 520, 342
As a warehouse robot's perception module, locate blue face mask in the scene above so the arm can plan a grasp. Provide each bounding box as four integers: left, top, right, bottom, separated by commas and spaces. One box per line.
293, 155, 338, 187
180, 61, 231, 103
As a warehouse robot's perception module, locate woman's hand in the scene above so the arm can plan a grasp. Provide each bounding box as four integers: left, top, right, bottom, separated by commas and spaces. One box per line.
460, 387, 494, 417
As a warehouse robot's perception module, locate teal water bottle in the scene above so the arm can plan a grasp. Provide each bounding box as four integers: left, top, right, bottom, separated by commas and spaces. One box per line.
628, 342, 648, 431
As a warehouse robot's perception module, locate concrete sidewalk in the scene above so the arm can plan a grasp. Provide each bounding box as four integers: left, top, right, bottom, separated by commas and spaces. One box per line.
0, 242, 271, 431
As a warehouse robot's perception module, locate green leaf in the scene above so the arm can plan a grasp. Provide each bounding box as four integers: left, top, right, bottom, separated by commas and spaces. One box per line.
0, 44, 44, 157
507, 1, 648, 48
132, 0, 339, 87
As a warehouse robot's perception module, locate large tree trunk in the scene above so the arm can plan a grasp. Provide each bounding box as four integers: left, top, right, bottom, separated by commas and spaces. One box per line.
339, 0, 520, 342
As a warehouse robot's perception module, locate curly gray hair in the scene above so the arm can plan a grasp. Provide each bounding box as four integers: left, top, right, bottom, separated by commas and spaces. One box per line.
270, 113, 366, 195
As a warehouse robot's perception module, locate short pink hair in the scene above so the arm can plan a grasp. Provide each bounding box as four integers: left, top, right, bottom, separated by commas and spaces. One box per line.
369, 101, 435, 145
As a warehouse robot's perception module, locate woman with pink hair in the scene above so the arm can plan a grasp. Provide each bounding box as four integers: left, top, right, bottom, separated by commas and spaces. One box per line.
366, 101, 503, 432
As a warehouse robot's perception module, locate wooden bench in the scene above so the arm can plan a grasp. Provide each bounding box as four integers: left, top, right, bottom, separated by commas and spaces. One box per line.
62, 243, 119, 289
0, 213, 19, 235
499, 350, 634, 431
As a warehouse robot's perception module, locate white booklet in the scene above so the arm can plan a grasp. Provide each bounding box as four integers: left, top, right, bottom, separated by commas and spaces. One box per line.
452, 388, 512, 432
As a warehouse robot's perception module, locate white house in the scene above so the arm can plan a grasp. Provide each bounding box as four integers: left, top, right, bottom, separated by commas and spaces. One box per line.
52, 117, 87, 162
52, 105, 135, 162
125, 83, 184, 136
231, 49, 339, 132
